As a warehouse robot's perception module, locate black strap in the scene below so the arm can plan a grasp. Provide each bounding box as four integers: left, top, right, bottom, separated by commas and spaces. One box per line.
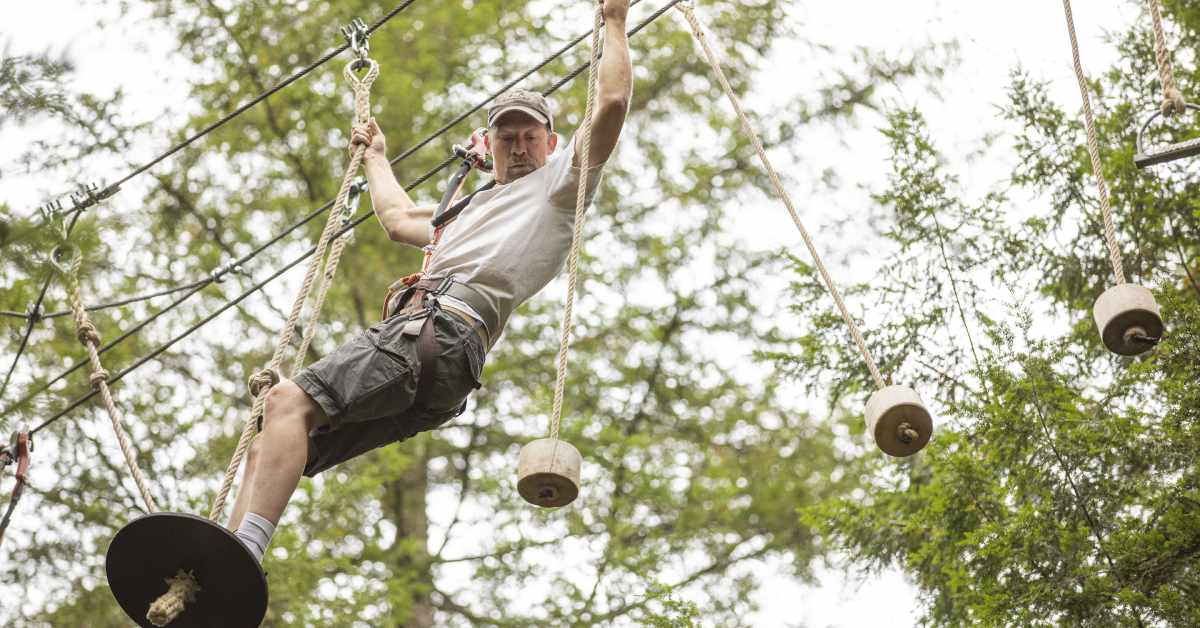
412, 315, 440, 408
431, 180, 497, 229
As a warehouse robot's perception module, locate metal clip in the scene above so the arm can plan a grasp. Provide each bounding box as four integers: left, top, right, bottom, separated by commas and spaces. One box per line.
341, 18, 370, 71
210, 261, 245, 284
38, 199, 63, 223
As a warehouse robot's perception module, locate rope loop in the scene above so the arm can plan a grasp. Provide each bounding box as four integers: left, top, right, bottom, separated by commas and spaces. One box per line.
49, 243, 82, 277
344, 57, 380, 124
247, 369, 280, 398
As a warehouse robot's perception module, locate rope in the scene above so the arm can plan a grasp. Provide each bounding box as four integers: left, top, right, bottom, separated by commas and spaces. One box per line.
1147, 0, 1187, 116
676, 3, 886, 389
26, 0, 685, 439
208, 59, 378, 522
55, 247, 159, 513
547, 1, 604, 442
1061, 0, 1128, 285
290, 90, 372, 375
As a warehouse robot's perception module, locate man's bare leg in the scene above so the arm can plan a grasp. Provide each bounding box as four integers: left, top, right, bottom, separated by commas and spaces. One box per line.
247, 379, 328, 522
227, 437, 262, 531
228, 379, 328, 559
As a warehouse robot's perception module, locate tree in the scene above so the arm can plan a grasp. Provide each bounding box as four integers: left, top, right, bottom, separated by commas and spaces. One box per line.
0, 1, 946, 626
787, 2, 1200, 625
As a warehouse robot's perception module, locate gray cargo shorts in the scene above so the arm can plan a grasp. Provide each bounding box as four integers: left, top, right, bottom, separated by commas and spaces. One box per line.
292, 306, 485, 476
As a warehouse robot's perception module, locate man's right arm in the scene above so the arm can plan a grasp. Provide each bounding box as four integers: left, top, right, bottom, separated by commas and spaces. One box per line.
354, 118, 435, 249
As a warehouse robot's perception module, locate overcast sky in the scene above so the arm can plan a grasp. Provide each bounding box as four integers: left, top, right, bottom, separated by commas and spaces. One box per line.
1, 1, 1142, 626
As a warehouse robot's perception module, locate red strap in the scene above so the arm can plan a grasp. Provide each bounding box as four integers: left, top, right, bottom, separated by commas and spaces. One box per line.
12, 432, 30, 485
0, 431, 31, 546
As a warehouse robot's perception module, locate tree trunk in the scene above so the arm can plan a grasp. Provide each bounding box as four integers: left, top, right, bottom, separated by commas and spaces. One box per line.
388, 439, 433, 628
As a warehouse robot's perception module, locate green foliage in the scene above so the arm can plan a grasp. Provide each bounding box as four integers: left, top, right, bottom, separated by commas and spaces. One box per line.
0, 1, 946, 626
782, 3, 1200, 626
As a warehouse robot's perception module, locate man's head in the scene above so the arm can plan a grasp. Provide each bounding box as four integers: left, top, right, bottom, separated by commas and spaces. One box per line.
486, 89, 558, 184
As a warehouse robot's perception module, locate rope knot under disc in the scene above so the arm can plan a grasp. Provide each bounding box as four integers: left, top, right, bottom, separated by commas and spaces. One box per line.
247, 369, 280, 398
146, 569, 201, 627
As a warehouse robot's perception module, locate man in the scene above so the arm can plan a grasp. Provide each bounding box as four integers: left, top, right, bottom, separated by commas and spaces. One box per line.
225, 0, 632, 563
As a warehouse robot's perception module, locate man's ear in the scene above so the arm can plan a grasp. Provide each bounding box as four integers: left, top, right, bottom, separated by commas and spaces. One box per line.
547, 131, 559, 153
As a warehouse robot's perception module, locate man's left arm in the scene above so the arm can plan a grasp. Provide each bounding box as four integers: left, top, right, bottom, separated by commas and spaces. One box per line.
575, 0, 632, 168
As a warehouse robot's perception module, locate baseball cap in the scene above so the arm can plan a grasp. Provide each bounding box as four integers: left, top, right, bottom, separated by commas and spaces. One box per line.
487, 89, 555, 133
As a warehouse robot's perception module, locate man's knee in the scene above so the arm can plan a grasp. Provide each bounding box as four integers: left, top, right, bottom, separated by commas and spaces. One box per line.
263, 379, 325, 432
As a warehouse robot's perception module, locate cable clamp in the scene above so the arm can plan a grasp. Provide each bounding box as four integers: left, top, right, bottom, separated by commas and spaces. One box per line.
209, 260, 245, 284
24, 302, 43, 326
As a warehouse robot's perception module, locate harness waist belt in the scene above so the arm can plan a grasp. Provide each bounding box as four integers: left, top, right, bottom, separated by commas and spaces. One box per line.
385, 276, 500, 339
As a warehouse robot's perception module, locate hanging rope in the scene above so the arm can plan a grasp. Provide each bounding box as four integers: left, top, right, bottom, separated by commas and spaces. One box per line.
676, 3, 885, 389
209, 58, 378, 522
1061, 0, 1128, 285
1147, 0, 1187, 116
51, 245, 160, 513
548, 0, 604, 441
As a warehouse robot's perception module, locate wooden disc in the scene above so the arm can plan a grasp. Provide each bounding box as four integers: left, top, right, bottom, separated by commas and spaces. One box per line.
106, 512, 268, 628
517, 438, 582, 508
517, 471, 580, 508
865, 385, 933, 458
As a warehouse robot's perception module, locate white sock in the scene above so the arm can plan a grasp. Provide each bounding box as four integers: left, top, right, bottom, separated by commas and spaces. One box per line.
234, 512, 276, 563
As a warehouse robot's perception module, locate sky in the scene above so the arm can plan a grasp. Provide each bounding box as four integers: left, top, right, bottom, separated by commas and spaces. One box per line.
1, 0, 1143, 626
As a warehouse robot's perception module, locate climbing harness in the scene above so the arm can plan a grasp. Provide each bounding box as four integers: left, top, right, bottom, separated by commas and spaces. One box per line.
514, 0, 603, 509
1133, 0, 1199, 168
374, 133, 498, 412
103, 24, 380, 628
1061, 0, 1164, 356
676, 3, 932, 457
0, 430, 32, 548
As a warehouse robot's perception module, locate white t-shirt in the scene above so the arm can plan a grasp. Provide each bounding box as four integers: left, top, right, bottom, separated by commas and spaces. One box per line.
425, 135, 605, 338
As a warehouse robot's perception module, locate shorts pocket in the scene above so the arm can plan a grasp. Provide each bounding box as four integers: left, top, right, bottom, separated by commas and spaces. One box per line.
333, 331, 419, 424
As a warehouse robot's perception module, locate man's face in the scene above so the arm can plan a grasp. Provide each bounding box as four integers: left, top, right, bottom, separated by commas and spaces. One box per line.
487, 112, 558, 184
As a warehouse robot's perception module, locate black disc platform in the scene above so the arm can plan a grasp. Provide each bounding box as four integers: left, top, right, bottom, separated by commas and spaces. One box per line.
106, 512, 268, 627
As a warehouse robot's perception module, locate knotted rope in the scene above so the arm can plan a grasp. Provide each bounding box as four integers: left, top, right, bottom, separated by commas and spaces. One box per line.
208, 58, 378, 524
54, 245, 159, 513
676, 3, 886, 390
1061, 0, 1128, 285
146, 570, 201, 627
1147, 0, 1187, 116
548, 0, 604, 441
